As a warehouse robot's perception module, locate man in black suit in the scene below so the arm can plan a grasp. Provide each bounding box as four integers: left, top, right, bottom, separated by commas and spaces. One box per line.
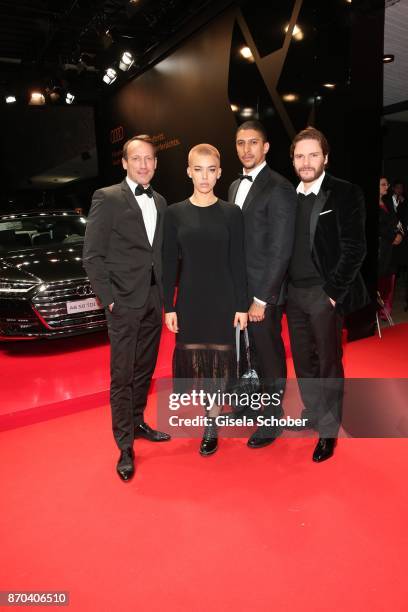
83, 135, 170, 482
287, 127, 369, 462
229, 120, 297, 449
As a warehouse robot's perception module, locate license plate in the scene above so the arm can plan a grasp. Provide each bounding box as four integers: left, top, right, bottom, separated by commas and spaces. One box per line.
66, 298, 103, 314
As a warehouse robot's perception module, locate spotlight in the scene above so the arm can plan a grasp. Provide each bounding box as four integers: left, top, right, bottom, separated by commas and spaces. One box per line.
323, 83, 336, 89
29, 92, 45, 105
66, 92, 75, 104
230, 104, 239, 112
284, 24, 304, 41
383, 54, 395, 63
5, 96, 16, 104
103, 68, 117, 84
240, 46, 254, 60
119, 51, 134, 71
282, 93, 299, 102
240, 107, 254, 118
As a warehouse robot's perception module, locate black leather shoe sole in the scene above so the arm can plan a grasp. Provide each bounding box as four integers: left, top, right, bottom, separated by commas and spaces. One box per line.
312, 440, 336, 463
199, 440, 218, 456
134, 431, 171, 442
312, 450, 334, 463
117, 466, 134, 481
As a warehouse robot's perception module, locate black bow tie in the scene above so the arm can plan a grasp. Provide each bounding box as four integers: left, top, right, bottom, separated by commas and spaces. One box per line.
135, 184, 154, 198
238, 173, 253, 182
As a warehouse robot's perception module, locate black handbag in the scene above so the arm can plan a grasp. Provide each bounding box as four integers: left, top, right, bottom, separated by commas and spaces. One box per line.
225, 324, 260, 415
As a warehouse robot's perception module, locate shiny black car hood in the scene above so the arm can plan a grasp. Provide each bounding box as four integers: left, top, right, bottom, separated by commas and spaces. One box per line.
0, 241, 87, 284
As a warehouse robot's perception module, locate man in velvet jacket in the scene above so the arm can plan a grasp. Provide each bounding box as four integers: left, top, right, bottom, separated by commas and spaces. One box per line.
83, 135, 170, 482
229, 120, 297, 449
287, 127, 369, 462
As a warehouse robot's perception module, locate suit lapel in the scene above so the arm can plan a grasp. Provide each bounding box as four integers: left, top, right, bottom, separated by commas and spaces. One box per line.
151, 193, 162, 248
309, 177, 331, 251
229, 180, 240, 205
242, 166, 270, 213
121, 180, 151, 248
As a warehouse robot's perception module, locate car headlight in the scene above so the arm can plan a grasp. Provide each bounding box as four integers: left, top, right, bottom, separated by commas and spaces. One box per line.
0, 281, 38, 295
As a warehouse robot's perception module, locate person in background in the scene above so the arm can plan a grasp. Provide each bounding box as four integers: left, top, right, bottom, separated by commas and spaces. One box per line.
391, 179, 408, 311
378, 177, 403, 317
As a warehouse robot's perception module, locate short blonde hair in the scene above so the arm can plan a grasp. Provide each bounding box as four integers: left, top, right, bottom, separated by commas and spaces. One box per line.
188, 143, 220, 165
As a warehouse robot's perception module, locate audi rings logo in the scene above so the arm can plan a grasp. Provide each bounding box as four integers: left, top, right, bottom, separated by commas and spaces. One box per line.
76, 284, 93, 297
110, 126, 124, 144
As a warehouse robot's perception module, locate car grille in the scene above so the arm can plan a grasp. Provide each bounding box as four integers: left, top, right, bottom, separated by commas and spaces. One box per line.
32, 279, 106, 329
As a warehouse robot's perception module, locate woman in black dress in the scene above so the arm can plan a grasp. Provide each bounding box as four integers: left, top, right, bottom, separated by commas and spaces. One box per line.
378, 177, 403, 316
163, 144, 248, 455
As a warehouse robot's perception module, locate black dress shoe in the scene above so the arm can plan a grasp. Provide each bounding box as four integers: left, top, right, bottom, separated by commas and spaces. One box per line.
116, 448, 135, 481
134, 422, 171, 442
247, 426, 279, 449
312, 438, 337, 463
199, 418, 218, 456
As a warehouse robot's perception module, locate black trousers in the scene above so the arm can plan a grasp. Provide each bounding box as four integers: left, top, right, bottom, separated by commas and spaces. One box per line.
286, 284, 344, 437
248, 304, 286, 416
105, 286, 162, 450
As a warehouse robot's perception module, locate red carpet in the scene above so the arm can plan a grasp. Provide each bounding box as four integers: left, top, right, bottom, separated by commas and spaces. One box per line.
1, 324, 408, 611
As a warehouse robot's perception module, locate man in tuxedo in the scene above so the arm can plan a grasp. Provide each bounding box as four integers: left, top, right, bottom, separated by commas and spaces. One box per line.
229, 120, 297, 449
287, 127, 369, 462
83, 135, 170, 482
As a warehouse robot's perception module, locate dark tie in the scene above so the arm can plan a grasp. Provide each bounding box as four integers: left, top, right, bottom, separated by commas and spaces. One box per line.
135, 184, 154, 198
238, 173, 253, 182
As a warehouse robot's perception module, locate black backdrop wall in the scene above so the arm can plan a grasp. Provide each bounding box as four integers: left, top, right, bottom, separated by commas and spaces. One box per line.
96, 0, 384, 337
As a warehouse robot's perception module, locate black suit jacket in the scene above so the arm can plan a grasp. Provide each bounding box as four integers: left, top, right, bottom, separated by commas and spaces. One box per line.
229, 164, 297, 305
83, 179, 167, 308
309, 173, 370, 315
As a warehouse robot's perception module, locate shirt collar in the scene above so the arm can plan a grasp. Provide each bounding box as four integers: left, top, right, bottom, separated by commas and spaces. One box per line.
242, 160, 267, 181
126, 176, 151, 195
296, 171, 326, 196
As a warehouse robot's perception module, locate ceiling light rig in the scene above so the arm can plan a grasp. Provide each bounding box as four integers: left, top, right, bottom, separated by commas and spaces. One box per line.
66, 92, 75, 105
383, 54, 395, 63
5, 96, 16, 104
282, 93, 299, 102
284, 24, 304, 41
103, 67, 117, 85
29, 92, 45, 106
119, 51, 135, 71
240, 46, 254, 61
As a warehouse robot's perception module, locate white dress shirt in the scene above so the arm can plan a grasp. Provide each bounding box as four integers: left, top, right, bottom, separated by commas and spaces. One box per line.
296, 171, 326, 196
234, 161, 267, 209
126, 176, 157, 246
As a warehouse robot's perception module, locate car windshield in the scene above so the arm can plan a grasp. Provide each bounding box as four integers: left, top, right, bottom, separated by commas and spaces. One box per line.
0, 215, 87, 252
